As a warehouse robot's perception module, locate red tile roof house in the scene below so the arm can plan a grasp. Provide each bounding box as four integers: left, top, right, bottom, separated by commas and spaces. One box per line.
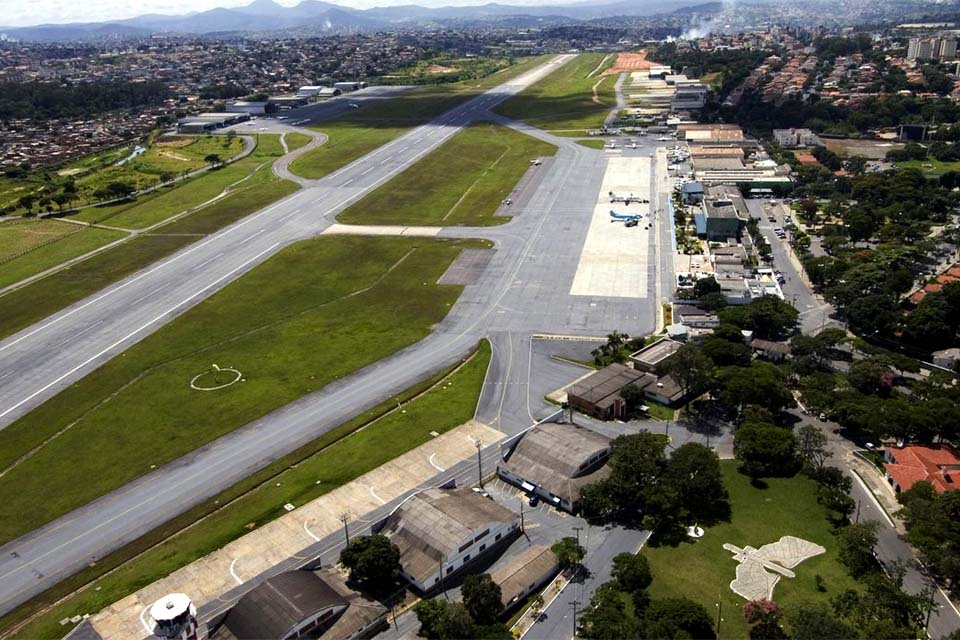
883, 444, 960, 494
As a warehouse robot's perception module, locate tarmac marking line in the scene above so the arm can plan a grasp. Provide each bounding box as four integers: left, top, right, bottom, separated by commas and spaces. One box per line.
228, 558, 243, 585
190, 253, 224, 272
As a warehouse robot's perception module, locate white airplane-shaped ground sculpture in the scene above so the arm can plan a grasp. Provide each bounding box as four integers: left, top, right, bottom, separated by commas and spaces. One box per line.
723, 536, 826, 601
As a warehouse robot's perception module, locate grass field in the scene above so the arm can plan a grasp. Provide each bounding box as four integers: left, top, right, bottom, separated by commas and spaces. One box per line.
495, 53, 616, 135
0, 225, 127, 290
289, 56, 549, 180
338, 122, 556, 226
0, 219, 83, 260
4, 340, 491, 640
70, 134, 280, 229
0, 136, 247, 216
576, 139, 607, 150
643, 462, 859, 639
0, 138, 297, 341
0, 235, 479, 545
898, 158, 960, 177
284, 132, 313, 152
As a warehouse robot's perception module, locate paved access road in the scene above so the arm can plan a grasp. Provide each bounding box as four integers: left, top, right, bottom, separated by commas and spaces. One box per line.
0, 57, 678, 616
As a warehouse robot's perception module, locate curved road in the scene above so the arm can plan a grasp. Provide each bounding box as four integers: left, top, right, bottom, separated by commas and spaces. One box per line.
0, 55, 675, 616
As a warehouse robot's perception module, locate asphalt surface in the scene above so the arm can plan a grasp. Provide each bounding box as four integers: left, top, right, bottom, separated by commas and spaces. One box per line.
743, 198, 836, 334
0, 56, 678, 617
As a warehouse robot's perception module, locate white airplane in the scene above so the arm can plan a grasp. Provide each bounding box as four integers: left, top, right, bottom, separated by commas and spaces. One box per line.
610, 209, 643, 223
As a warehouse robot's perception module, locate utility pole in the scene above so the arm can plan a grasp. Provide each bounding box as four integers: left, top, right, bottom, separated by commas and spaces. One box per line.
569, 599, 581, 636
520, 498, 525, 534
572, 526, 583, 549
339, 512, 351, 546
476, 439, 484, 488
855, 500, 861, 524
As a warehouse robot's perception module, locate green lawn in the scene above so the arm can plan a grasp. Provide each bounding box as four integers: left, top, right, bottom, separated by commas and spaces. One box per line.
289, 56, 550, 180
495, 53, 616, 135
338, 122, 556, 226
644, 462, 860, 639
0, 225, 126, 290
0, 235, 480, 545
0, 140, 297, 341
70, 134, 281, 229
897, 158, 960, 177
284, 132, 313, 152
0, 219, 83, 259
576, 139, 608, 150
4, 340, 491, 640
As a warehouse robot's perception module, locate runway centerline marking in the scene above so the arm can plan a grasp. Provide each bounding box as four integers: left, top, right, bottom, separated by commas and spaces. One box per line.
130, 283, 168, 306
190, 253, 223, 272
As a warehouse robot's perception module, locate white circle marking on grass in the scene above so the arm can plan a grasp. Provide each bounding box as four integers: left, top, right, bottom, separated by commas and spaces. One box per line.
190, 363, 242, 391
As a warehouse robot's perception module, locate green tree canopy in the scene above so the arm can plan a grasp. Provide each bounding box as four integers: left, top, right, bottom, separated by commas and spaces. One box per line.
734, 422, 799, 480
339, 534, 400, 594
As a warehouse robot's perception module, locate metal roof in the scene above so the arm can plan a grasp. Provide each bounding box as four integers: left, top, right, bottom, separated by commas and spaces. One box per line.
383, 488, 517, 584
568, 363, 645, 405
220, 571, 347, 640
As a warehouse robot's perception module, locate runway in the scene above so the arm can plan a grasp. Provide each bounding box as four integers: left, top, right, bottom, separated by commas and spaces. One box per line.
0, 55, 675, 616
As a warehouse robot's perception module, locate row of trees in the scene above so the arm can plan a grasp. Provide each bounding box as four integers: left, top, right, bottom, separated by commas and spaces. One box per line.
415, 574, 513, 640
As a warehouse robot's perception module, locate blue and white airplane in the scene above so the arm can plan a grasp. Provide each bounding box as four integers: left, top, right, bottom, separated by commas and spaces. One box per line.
609, 209, 643, 222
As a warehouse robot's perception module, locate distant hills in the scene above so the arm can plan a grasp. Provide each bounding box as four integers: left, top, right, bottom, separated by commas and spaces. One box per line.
0, 0, 709, 41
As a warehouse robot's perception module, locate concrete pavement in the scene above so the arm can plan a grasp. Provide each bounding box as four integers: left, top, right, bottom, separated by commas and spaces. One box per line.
0, 56, 679, 616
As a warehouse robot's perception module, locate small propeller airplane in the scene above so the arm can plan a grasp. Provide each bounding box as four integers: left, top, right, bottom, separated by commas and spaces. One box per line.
609, 209, 643, 223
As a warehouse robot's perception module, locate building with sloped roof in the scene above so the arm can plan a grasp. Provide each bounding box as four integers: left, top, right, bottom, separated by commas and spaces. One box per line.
380, 488, 519, 592
489, 545, 559, 612
884, 444, 960, 494
567, 363, 647, 420
497, 423, 611, 513
208, 568, 387, 640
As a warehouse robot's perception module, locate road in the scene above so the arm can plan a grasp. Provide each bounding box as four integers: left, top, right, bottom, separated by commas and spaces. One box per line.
0, 57, 677, 616
743, 198, 835, 334
804, 410, 960, 639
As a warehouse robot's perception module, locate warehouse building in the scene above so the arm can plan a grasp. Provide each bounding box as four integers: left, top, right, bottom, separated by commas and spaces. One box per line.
629, 337, 683, 374
380, 488, 519, 592
489, 545, 559, 612
227, 100, 269, 115
207, 568, 387, 640
567, 363, 647, 420
498, 423, 611, 513
694, 185, 747, 241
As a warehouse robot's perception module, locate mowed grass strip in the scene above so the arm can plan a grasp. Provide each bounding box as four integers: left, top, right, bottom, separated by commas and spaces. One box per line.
289, 55, 550, 180
0, 225, 126, 290
284, 132, 313, 152
4, 341, 491, 640
643, 462, 860, 639
495, 53, 616, 135
0, 139, 297, 341
0, 235, 478, 544
338, 122, 556, 226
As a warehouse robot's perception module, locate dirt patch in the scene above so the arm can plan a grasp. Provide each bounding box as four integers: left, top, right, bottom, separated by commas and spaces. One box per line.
426, 64, 458, 74
602, 51, 654, 76
56, 168, 84, 177
824, 138, 904, 160
156, 136, 196, 148
157, 149, 192, 162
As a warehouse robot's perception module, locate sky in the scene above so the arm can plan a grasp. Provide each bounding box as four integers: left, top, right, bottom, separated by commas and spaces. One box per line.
0, 0, 575, 28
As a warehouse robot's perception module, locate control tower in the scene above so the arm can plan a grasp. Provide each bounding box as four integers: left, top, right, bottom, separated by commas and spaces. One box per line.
149, 593, 198, 640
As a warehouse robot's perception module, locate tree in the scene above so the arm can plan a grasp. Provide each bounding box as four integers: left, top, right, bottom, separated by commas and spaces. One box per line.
662, 443, 729, 522
743, 599, 787, 640
796, 424, 830, 472
339, 534, 400, 594
611, 553, 652, 593
643, 597, 716, 639
898, 482, 960, 587
17, 194, 35, 213
836, 521, 879, 579
719, 295, 799, 339
718, 362, 795, 415
551, 536, 585, 572
581, 432, 669, 518
204, 153, 223, 167
666, 343, 714, 412
786, 602, 858, 640
415, 598, 451, 639
579, 583, 641, 639
693, 276, 721, 298
462, 574, 503, 625
701, 335, 752, 367
619, 383, 646, 416
734, 422, 799, 480
592, 330, 631, 366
